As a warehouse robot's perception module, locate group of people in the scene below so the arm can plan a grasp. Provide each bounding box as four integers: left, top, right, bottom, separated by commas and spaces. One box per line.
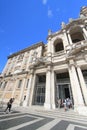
57, 97, 73, 111
63, 98, 73, 111
4, 97, 72, 113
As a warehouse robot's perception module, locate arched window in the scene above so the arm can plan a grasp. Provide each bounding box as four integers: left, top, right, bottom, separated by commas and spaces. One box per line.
54, 39, 64, 52
70, 26, 84, 43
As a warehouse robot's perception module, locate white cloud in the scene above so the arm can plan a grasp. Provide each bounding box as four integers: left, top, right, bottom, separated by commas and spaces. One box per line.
48, 8, 53, 18
42, 0, 47, 5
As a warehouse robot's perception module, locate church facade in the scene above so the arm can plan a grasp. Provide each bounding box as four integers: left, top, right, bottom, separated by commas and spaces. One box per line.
0, 6, 87, 115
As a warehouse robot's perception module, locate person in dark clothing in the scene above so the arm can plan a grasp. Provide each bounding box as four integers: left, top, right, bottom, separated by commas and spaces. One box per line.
5, 98, 15, 113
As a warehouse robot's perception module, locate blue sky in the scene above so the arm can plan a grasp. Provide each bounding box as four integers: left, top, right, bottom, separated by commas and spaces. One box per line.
0, 0, 87, 72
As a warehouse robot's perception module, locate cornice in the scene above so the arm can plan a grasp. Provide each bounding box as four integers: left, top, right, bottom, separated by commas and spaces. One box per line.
61, 18, 87, 34
47, 18, 87, 40
47, 30, 63, 40
8, 41, 45, 59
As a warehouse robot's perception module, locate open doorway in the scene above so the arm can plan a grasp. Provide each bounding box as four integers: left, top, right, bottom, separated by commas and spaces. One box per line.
57, 84, 70, 100
33, 74, 46, 105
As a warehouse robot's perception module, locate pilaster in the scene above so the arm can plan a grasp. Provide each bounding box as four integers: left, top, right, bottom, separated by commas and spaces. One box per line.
19, 78, 26, 105
29, 72, 36, 106
23, 69, 34, 106
11, 79, 19, 98
2, 81, 9, 100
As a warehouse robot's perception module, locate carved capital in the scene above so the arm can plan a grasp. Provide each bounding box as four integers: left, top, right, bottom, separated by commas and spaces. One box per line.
46, 65, 52, 72
67, 30, 70, 34
68, 59, 76, 67
29, 69, 34, 75
62, 29, 66, 33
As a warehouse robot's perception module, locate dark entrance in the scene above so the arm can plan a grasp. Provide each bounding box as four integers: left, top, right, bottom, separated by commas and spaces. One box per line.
64, 87, 70, 98
57, 84, 70, 100
56, 72, 72, 100
34, 75, 46, 105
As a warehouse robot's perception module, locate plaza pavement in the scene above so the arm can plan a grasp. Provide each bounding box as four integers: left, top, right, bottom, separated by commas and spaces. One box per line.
0, 106, 87, 130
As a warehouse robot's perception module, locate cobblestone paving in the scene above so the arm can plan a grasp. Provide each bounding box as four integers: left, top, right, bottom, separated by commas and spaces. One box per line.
0, 109, 87, 130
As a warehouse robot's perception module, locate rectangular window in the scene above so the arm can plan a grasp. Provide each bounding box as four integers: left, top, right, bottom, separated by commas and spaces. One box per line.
18, 80, 22, 88
3, 82, 7, 89
26, 79, 29, 88
0, 82, 2, 88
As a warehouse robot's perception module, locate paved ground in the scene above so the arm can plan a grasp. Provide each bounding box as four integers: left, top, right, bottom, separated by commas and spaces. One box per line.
0, 107, 87, 130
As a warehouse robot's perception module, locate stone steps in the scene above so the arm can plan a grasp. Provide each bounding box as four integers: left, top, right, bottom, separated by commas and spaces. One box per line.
14, 107, 87, 124
30, 109, 87, 123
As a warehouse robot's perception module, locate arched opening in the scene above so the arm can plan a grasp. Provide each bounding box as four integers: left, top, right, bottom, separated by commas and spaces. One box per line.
54, 39, 64, 52
70, 26, 84, 43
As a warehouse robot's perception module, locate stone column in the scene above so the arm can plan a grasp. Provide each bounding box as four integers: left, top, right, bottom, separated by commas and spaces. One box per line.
68, 61, 87, 115
68, 60, 84, 108
68, 67, 78, 106
63, 30, 69, 46
82, 27, 87, 38
23, 69, 34, 106
67, 32, 73, 45
51, 70, 56, 109
19, 78, 26, 105
77, 66, 87, 105
44, 66, 51, 109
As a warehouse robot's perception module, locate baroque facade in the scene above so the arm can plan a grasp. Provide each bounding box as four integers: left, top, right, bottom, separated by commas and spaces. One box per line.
0, 6, 87, 115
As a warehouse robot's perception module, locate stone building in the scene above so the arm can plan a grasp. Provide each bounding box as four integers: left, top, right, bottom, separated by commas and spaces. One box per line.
0, 6, 87, 115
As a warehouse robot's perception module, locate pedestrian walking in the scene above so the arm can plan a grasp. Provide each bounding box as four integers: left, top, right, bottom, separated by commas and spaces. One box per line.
4, 98, 15, 113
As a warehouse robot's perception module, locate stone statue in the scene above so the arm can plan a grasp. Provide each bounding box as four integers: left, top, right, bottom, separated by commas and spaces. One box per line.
48, 29, 52, 35
61, 22, 66, 29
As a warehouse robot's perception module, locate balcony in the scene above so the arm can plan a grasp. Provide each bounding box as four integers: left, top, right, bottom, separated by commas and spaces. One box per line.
66, 40, 87, 57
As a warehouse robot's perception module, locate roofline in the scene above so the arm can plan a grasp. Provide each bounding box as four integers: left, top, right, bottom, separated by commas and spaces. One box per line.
8, 41, 45, 59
